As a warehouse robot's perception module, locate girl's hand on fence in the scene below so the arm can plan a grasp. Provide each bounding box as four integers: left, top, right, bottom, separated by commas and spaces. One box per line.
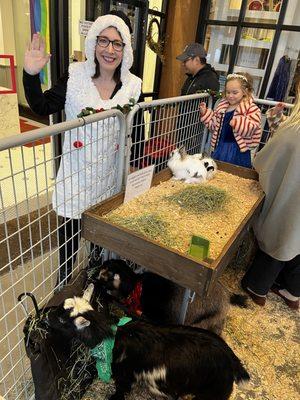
199, 102, 207, 115
24, 33, 51, 75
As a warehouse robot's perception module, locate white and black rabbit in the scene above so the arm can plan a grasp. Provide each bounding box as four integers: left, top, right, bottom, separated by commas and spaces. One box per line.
167, 147, 216, 183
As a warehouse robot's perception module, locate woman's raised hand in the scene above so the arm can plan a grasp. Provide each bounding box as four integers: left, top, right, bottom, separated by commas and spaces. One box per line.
271, 102, 285, 116
24, 33, 51, 75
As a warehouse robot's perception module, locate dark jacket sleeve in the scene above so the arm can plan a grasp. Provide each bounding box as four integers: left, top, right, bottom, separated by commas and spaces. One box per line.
23, 70, 68, 116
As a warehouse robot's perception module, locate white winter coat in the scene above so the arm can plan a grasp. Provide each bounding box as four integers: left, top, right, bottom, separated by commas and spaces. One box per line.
52, 15, 141, 218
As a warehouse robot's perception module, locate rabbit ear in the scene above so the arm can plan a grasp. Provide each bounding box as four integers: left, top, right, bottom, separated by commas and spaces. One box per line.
178, 146, 187, 159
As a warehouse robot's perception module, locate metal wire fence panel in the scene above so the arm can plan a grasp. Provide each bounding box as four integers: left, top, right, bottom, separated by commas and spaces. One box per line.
0, 110, 125, 400
126, 93, 211, 175
0, 93, 295, 399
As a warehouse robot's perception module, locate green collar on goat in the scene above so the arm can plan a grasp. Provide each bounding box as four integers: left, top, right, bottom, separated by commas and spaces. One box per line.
90, 316, 132, 382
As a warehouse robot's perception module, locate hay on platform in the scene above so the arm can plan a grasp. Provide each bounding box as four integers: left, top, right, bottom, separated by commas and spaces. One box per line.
108, 213, 175, 247
104, 171, 263, 261
166, 185, 228, 213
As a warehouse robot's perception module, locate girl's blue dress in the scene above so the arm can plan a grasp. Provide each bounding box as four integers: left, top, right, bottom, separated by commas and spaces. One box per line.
212, 110, 252, 168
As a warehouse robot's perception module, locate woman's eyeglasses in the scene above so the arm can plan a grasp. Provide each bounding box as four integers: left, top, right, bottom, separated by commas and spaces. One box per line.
96, 36, 125, 52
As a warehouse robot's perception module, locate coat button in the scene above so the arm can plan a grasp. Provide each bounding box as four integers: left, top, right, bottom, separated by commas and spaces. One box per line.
73, 141, 83, 148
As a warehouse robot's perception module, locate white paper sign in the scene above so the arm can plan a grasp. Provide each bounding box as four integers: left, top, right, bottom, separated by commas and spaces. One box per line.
79, 20, 94, 36
124, 165, 155, 203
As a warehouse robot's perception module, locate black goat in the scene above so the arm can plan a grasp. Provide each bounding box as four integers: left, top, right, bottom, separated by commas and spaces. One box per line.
47, 284, 250, 400
98, 259, 247, 334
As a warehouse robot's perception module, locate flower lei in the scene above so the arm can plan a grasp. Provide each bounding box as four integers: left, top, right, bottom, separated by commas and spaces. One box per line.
77, 98, 136, 118
196, 89, 223, 99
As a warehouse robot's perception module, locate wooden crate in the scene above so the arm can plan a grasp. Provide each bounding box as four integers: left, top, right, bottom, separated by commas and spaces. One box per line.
82, 162, 264, 296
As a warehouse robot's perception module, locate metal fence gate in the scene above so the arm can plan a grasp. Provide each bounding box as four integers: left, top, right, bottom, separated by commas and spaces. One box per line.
0, 93, 294, 399
126, 93, 212, 175
0, 110, 126, 400
126, 94, 294, 175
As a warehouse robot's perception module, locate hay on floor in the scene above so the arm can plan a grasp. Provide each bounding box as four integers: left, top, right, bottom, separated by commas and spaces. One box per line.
82, 251, 300, 400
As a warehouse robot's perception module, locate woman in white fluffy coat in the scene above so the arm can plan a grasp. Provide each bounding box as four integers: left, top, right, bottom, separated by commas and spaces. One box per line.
23, 12, 141, 285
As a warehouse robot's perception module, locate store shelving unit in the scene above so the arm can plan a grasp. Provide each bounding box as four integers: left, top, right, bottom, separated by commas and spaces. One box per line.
198, 0, 300, 97
207, 4, 279, 94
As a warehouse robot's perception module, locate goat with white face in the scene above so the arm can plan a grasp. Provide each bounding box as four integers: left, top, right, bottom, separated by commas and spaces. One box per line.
47, 284, 250, 400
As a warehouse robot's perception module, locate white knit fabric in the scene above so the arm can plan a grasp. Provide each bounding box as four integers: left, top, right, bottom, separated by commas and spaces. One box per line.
52, 14, 142, 218
85, 14, 133, 83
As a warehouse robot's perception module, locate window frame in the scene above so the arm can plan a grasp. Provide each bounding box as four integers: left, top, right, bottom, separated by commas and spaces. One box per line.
196, 0, 300, 97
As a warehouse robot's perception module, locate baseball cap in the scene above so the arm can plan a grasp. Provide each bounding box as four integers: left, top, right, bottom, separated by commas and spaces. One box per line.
176, 43, 207, 61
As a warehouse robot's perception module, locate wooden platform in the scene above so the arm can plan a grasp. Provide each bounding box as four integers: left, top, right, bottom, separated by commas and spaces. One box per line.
82, 162, 264, 296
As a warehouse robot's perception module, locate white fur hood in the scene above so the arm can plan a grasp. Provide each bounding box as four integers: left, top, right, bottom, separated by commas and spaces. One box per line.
85, 14, 133, 84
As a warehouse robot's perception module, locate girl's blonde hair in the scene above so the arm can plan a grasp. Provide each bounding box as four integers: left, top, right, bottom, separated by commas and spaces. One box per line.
225, 72, 254, 99
277, 80, 300, 132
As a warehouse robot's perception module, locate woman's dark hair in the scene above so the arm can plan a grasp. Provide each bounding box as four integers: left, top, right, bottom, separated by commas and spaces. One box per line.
108, 10, 133, 34
93, 56, 121, 83
92, 10, 131, 83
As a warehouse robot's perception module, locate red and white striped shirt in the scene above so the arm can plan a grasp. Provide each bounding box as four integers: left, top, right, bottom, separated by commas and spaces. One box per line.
200, 98, 262, 153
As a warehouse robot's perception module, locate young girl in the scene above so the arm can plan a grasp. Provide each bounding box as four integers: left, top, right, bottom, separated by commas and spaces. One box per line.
199, 73, 262, 168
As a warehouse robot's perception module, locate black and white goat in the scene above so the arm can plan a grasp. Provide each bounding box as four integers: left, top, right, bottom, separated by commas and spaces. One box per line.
97, 259, 247, 334
47, 284, 250, 400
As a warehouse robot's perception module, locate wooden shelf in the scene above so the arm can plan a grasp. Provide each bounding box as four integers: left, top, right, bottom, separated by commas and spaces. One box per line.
220, 36, 272, 49
227, 9, 279, 20
214, 63, 266, 77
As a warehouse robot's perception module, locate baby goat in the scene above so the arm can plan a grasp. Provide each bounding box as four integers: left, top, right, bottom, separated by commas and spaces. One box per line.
47, 284, 250, 400
98, 259, 247, 334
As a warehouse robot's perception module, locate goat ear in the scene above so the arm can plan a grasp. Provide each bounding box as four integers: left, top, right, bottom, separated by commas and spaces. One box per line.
74, 316, 91, 330
83, 283, 94, 302
98, 267, 108, 280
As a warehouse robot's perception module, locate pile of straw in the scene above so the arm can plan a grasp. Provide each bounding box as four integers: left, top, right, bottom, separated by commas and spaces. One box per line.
108, 213, 175, 247
166, 185, 228, 213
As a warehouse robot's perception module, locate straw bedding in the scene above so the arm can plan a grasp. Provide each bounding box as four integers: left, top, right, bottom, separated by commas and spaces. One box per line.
105, 171, 262, 262
82, 255, 300, 400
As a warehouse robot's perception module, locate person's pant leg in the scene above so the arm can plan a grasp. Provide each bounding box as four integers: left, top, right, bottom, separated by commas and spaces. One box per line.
242, 249, 285, 295
57, 217, 81, 286
281, 254, 300, 297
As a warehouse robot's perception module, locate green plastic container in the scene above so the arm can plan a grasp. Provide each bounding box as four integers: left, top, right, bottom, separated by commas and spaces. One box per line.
189, 235, 210, 260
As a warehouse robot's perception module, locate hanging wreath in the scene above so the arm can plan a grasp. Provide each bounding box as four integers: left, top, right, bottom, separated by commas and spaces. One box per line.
146, 17, 165, 63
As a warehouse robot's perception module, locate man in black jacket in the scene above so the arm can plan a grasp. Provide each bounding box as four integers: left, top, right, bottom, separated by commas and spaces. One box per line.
177, 43, 220, 95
